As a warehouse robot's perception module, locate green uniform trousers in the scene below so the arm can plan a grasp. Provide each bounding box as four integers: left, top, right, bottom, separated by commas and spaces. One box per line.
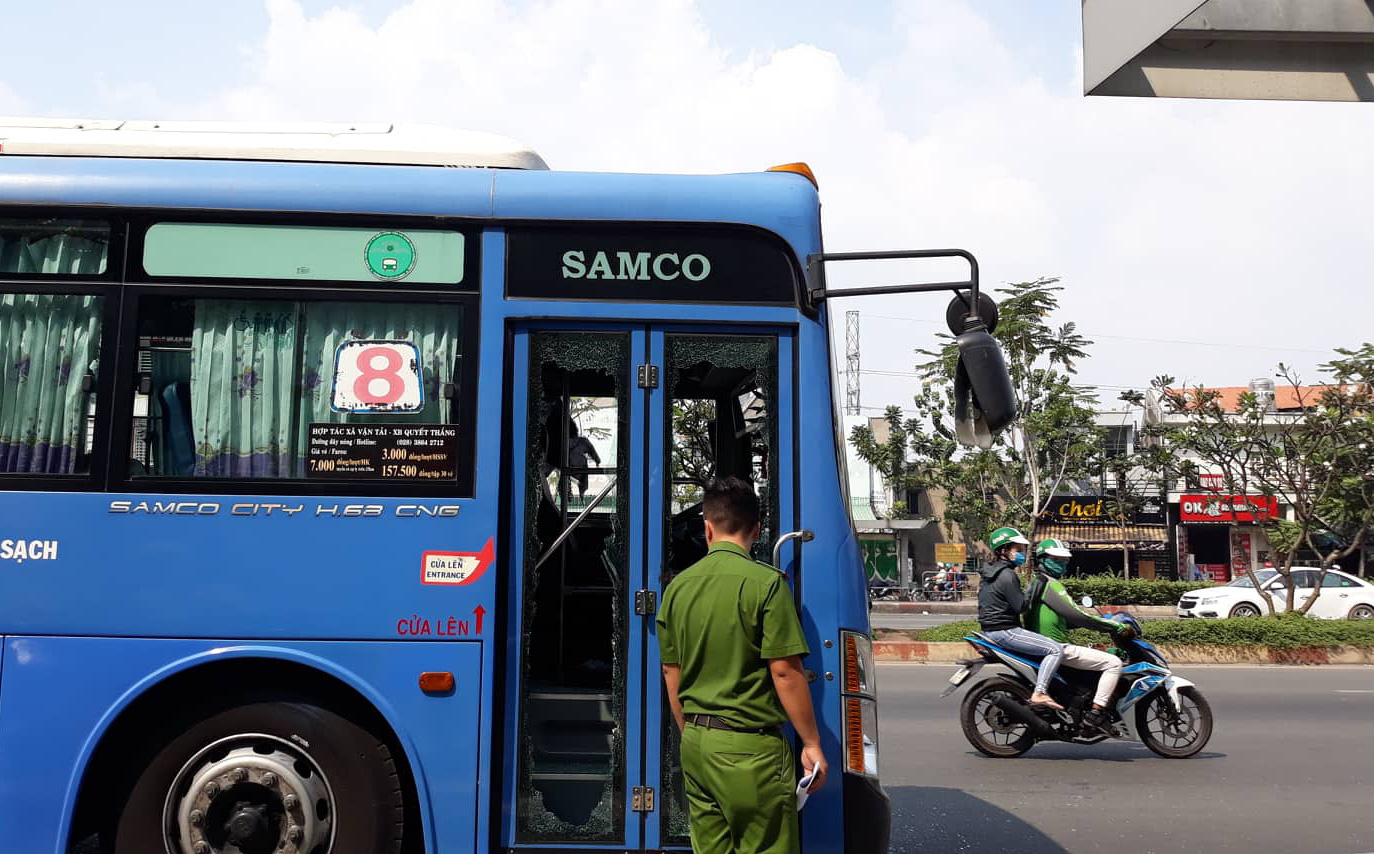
680, 724, 799, 854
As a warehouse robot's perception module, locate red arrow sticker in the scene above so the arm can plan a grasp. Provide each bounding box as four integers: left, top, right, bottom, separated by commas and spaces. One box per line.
421, 538, 494, 586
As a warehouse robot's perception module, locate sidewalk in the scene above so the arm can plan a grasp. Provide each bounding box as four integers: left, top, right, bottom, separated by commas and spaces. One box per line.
870, 601, 1177, 618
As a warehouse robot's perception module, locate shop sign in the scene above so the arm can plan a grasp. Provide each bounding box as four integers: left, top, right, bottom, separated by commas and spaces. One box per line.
1041, 496, 1108, 522
934, 543, 967, 565
860, 539, 898, 582
1135, 496, 1165, 525
1041, 495, 1166, 524
1179, 494, 1278, 523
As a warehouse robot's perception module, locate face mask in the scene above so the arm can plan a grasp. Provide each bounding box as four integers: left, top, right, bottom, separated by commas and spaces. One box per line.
1012, 551, 1026, 567
1041, 557, 1066, 578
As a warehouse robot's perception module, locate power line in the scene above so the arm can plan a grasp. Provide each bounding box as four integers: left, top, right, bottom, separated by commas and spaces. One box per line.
856, 368, 1141, 392
859, 313, 1329, 355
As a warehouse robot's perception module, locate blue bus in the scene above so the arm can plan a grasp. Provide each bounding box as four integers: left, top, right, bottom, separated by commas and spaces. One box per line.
0, 121, 1010, 854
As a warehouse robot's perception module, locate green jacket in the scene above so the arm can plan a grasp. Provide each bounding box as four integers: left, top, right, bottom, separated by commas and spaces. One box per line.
1023, 573, 1122, 644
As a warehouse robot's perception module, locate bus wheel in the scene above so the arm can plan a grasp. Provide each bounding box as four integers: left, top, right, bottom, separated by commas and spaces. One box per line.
112, 699, 404, 854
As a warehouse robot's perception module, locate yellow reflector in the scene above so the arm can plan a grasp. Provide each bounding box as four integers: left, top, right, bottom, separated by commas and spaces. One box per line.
767, 162, 818, 188
845, 697, 866, 773
418, 672, 455, 694
844, 634, 863, 694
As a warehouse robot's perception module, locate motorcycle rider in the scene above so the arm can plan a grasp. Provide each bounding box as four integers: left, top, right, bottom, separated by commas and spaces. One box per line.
976, 526, 1065, 711
1023, 538, 1136, 735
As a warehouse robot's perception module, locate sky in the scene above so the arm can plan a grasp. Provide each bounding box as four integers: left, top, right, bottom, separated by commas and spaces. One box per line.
3, 0, 1370, 415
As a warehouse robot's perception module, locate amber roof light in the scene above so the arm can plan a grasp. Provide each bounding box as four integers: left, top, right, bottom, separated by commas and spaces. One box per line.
767, 162, 818, 188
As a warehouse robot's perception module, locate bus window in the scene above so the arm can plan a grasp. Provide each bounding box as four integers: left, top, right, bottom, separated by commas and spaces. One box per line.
0, 217, 109, 276
660, 332, 778, 844
0, 292, 103, 475
126, 295, 464, 482
517, 331, 630, 843
663, 334, 778, 576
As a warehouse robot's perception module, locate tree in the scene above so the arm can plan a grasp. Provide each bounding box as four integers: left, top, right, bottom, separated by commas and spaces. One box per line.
1097, 408, 1171, 579
1138, 344, 1374, 614
852, 278, 1104, 555
669, 399, 717, 508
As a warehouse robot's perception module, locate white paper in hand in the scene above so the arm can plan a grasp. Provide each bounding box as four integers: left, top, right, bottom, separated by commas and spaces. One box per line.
795, 772, 815, 811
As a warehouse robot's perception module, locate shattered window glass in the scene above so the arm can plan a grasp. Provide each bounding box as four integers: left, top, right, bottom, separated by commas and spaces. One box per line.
517, 332, 629, 843
660, 333, 778, 844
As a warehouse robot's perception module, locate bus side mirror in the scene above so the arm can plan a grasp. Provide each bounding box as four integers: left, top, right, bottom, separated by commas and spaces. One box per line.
952, 325, 1016, 448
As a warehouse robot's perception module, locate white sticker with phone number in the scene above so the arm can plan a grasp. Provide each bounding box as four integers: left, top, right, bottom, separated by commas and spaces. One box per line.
331, 340, 424, 413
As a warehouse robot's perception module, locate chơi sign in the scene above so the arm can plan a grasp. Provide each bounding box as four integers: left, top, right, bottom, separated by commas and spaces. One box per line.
1041, 495, 1166, 525
1179, 494, 1279, 523
1041, 496, 1107, 522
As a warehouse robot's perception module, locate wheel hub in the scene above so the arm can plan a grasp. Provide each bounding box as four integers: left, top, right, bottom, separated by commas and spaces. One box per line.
164, 733, 334, 854
980, 699, 1020, 734
225, 803, 273, 850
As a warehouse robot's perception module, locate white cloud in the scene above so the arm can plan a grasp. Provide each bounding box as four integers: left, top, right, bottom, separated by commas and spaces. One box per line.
205, 0, 1374, 405
0, 81, 28, 114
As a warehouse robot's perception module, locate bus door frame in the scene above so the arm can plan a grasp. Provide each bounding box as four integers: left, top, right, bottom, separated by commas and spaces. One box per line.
499, 321, 797, 853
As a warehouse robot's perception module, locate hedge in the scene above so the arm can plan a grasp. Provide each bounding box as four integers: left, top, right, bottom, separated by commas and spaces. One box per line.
1062, 577, 1216, 606
908, 613, 1374, 648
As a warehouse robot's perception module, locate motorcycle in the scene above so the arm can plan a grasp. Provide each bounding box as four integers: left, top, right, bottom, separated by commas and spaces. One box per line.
943, 603, 1214, 758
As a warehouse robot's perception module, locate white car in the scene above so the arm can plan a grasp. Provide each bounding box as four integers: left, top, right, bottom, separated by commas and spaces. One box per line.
1177, 568, 1374, 620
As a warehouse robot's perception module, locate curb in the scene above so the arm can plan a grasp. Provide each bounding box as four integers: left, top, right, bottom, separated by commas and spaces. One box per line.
872, 641, 1374, 665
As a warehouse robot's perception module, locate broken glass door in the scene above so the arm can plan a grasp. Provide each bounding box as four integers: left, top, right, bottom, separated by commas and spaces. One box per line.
511, 330, 636, 845
649, 332, 789, 850
504, 326, 792, 851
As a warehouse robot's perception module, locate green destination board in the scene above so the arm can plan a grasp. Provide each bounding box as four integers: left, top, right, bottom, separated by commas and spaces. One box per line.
144, 223, 466, 284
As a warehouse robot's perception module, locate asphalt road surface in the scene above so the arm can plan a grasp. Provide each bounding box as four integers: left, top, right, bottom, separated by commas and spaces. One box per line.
879, 663, 1374, 854
869, 612, 1179, 630
872, 612, 969, 629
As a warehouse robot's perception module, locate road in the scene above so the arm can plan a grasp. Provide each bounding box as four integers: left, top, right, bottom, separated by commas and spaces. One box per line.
878, 663, 1374, 854
870, 612, 1179, 630
872, 612, 968, 629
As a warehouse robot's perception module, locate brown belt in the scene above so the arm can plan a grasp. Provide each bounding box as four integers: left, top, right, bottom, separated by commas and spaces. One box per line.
685, 713, 779, 734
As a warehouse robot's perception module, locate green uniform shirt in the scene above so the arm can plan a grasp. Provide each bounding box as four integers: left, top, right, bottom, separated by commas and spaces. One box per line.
657, 541, 810, 730
1023, 573, 1122, 643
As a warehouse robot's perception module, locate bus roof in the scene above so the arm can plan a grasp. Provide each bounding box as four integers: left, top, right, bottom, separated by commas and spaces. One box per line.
0, 155, 821, 259
0, 117, 548, 170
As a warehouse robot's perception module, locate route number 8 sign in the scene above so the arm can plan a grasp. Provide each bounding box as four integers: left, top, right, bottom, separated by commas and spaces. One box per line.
331, 339, 425, 413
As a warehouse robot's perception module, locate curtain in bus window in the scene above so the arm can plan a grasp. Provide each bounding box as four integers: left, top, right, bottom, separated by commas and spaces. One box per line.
189, 300, 300, 477
0, 223, 107, 275
0, 293, 102, 473
293, 302, 460, 473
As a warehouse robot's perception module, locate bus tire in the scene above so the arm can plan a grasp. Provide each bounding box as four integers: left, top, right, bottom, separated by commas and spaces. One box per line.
111, 697, 404, 854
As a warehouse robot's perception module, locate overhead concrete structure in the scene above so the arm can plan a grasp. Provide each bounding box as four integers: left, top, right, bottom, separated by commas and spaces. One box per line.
1083, 0, 1374, 101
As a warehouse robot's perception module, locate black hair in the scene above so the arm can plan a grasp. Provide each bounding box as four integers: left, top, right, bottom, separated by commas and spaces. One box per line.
702, 476, 760, 536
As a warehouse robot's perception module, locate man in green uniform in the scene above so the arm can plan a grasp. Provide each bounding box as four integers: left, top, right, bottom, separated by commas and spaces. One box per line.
657, 476, 827, 854
1023, 538, 1136, 733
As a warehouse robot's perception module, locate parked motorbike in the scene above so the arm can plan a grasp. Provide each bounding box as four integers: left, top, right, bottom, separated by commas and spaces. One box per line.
943, 606, 1213, 758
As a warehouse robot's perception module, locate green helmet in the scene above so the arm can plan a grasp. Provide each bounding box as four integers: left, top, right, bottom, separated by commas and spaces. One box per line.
1036, 538, 1072, 558
1036, 538, 1072, 577
988, 527, 1030, 551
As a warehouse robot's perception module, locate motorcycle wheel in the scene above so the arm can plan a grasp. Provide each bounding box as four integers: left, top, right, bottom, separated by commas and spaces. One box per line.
1137, 686, 1213, 758
959, 677, 1036, 758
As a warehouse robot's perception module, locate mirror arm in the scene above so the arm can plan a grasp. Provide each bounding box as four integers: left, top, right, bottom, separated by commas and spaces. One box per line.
806, 249, 980, 317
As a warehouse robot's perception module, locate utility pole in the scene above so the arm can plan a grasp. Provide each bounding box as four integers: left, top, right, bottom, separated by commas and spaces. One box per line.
846, 310, 861, 415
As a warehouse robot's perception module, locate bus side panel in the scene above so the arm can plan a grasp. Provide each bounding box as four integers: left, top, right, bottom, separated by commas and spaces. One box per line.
795, 316, 878, 854
0, 638, 484, 854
